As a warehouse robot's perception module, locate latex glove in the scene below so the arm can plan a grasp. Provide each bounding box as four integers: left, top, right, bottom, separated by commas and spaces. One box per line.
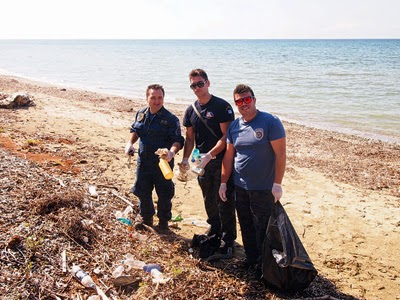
272, 183, 283, 202
155, 148, 175, 162
125, 142, 136, 156
155, 148, 168, 157
178, 158, 190, 171
219, 183, 227, 202
199, 153, 213, 169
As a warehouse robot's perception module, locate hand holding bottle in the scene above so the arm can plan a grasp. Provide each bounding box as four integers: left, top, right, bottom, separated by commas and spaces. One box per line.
198, 152, 213, 169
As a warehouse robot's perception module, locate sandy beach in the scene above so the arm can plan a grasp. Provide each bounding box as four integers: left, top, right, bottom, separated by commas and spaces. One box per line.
1, 74, 399, 300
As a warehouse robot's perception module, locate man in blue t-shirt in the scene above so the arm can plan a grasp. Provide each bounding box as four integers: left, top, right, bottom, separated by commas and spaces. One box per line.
219, 84, 286, 275
180, 69, 237, 257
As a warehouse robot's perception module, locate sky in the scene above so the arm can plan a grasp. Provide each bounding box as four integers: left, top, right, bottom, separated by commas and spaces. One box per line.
2, 0, 399, 39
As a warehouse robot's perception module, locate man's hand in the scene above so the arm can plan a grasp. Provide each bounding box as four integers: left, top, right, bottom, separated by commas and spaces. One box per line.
272, 183, 283, 202
125, 142, 135, 156
219, 183, 227, 202
165, 150, 175, 162
155, 148, 175, 162
199, 153, 213, 169
178, 158, 190, 171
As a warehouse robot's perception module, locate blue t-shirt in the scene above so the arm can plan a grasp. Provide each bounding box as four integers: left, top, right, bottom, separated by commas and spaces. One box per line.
227, 110, 285, 190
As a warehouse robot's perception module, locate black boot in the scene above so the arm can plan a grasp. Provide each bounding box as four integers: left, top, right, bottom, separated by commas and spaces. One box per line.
158, 219, 169, 232
143, 217, 153, 227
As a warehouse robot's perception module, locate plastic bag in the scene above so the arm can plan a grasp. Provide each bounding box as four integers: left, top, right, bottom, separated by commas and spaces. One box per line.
191, 234, 221, 258
262, 202, 317, 292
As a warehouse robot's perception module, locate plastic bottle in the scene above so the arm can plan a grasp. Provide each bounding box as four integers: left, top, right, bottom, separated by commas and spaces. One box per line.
159, 158, 173, 180
71, 265, 96, 289
121, 258, 145, 271
121, 259, 162, 273
112, 265, 125, 278
142, 263, 161, 273
182, 217, 209, 228
151, 268, 170, 284
191, 149, 204, 176
191, 220, 209, 227
272, 249, 288, 267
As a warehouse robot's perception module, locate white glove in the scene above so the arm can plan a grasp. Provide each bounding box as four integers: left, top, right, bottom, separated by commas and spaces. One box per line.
219, 183, 227, 202
155, 148, 175, 162
272, 183, 283, 202
199, 153, 213, 169
125, 142, 136, 156
178, 157, 190, 171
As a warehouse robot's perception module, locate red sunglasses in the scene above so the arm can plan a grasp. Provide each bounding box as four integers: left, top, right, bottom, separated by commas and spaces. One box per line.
234, 96, 254, 106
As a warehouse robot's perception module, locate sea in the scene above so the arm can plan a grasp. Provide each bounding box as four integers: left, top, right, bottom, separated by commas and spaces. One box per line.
0, 39, 399, 143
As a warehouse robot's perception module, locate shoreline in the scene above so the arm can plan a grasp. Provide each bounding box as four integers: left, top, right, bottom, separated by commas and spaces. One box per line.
1, 72, 399, 145
1, 74, 400, 299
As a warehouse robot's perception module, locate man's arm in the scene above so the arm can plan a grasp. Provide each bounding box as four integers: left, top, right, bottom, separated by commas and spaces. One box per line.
208, 121, 231, 157
221, 143, 235, 184
271, 137, 286, 184
129, 132, 139, 145
182, 126, 195, 160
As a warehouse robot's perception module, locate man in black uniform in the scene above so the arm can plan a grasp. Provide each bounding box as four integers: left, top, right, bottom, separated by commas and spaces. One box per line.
180, 69, 236, 256
125, 84, 184, 231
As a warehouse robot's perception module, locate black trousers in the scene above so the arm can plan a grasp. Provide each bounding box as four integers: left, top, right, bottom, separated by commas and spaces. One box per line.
234, 186, 274, 264
197, 159, 237, 245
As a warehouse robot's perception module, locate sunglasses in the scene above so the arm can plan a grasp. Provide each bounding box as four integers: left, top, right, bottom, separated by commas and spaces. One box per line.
234, 96, 254, 106
190, 81, 206, 90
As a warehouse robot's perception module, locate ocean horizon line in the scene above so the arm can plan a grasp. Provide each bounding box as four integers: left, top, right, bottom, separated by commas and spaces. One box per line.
1, 38, 400, 41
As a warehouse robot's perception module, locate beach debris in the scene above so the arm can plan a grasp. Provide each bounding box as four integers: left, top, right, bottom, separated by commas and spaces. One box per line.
111, 190, 136, 207
6, 235, 22, 250
88, 185, 99, 197
62, 250, 67, 273
0, 92, 35, 109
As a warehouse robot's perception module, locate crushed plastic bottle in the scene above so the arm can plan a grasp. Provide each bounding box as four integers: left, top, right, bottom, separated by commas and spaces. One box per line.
121, 257, 161, 273
191, 149, 205, 176
151, 268, 170, 284
121, 258, 145, 271
272, 249, 288, 267
71, 265, 96, 289
112, 265, 125, 278
182, 217, 209, 228
115, 206, 133, 219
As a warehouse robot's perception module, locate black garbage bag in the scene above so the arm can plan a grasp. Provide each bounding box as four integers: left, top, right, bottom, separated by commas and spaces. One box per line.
262, 201, 317, 292
191, 234, 221, 259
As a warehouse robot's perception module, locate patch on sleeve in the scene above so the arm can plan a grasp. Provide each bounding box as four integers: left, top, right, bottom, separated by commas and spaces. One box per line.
226, 107, 233, 114
137, 112, 145, 122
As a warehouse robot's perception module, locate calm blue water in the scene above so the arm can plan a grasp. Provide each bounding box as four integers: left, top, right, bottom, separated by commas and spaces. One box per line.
0, 39, 399, 143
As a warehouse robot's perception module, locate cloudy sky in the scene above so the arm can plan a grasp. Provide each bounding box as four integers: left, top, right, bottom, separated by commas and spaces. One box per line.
2, 0, 399, 39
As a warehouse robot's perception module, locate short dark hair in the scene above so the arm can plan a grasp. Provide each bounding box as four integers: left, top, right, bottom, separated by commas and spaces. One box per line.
189, 69, 208, 81
233, 84, 255, 97
146, 84, 165, 97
